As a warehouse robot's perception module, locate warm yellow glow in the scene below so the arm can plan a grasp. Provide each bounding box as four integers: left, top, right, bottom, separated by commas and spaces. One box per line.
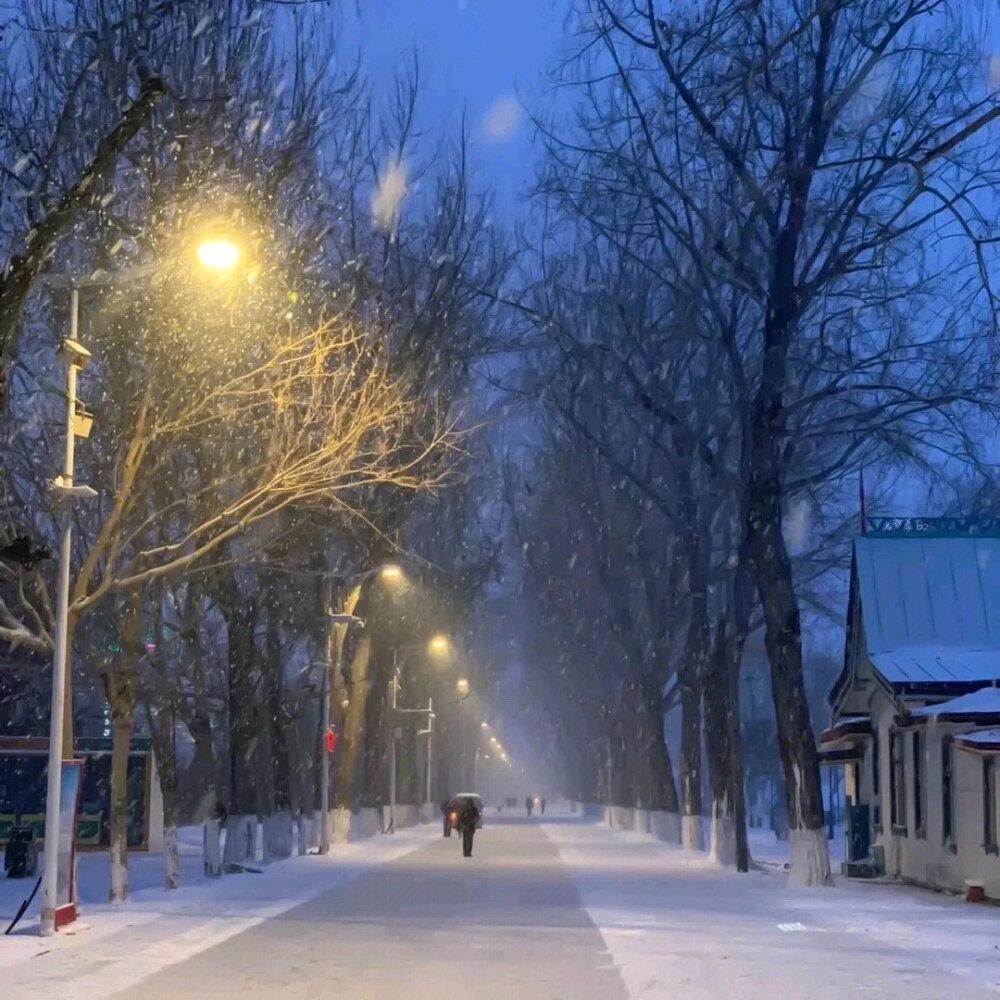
197, 238, 240, 271
456, 677, 470, 697
380, 564, 404, 584
490, 736, 498, 745
428, 634, 450, 657
481, 722, 488, 729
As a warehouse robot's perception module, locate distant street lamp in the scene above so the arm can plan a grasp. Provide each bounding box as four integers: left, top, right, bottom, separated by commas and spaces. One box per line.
456, 677, 470, 699
427, 634, 451, 658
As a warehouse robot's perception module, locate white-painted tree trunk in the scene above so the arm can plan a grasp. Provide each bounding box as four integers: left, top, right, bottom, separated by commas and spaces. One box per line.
650, 810, 681, 844
263, 812, 293, 860
333, 806, 351, 844
788, 827, 832, 887
682, 812, 704, 851
297, 814, 312, 855
163, 826, 180, 889
204, 819, 222, 876
222, 815, 257, 867
709, 812, 737, 867
109, 832, 128, 904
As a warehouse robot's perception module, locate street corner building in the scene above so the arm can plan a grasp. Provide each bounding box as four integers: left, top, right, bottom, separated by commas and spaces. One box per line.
822, 518, 1000, 897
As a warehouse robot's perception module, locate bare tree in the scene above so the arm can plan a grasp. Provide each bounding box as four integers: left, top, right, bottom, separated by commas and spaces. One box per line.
530, 0, 1000, 883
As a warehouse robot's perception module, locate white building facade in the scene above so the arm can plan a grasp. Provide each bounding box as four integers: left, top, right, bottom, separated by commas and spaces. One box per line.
822, 520, 1000, 896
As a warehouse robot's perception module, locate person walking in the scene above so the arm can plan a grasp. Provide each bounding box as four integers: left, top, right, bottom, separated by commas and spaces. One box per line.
540, 797, 547, 815
525, 796, 533, 817
458, 797, 481, 858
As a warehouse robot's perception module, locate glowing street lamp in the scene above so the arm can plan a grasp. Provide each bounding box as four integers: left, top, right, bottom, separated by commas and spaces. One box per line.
428, 634, 451, 658
456, 677, 470, 698
380, 563, 405, 584
196, 237, 240, 271
481, 722, 488, 730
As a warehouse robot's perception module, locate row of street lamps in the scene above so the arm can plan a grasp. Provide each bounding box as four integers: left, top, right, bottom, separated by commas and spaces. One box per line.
319, 561, 473, 844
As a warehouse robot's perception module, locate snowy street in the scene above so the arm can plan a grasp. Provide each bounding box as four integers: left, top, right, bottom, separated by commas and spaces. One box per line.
4, 812, 1000, 998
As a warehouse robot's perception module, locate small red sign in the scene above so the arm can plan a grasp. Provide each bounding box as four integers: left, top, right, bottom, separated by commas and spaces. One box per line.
325, 730, 337, 754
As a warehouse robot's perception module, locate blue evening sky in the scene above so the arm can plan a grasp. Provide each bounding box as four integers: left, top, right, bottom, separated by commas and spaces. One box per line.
342, 1, 568, 215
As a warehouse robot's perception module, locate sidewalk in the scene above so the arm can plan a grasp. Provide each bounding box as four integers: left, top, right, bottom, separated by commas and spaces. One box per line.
542, 817, 1000, 999
0, 823, 438, 1000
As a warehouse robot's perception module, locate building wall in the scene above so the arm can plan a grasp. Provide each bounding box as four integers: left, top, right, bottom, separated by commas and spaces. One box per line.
860, 690, 1000, 895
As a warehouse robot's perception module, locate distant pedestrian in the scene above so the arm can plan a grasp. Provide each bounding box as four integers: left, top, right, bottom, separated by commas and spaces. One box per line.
540, 797, 547, 815
458, 797, 481, 857
525, 796, 533, 817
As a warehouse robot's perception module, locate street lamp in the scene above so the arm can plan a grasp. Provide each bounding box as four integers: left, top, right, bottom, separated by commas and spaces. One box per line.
380, 563, 405, 584
427, 634, 450, 658
39, 242, 247, 929
196, 237, 240, 271
456, 677, 470, 698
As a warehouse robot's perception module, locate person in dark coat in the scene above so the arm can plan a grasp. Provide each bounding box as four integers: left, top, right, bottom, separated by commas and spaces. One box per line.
458, 797, 481, 857
540, 797, 547, 815
525, 796, 533, 817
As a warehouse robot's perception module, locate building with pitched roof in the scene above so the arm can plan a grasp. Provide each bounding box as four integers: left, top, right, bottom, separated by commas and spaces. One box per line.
821, 517, 1000, 895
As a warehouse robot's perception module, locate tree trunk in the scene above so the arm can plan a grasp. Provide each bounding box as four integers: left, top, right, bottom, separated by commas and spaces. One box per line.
266, 597, 291, 818
361, 648, 389, 809
105, 591, 140, 904
146, 702, 181, 889
333, 636, 371, 839
745, 467, 829, 885
704, 621, 739, 868
108, 713, 132, 903
643, 685, 679, 815
226, 597, 262, 817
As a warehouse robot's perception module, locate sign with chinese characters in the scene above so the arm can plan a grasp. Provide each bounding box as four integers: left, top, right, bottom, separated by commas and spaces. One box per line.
866, 517, 1000, 538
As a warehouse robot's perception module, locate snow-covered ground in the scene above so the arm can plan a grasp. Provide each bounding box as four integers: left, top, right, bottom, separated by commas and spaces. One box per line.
544, 815, 1000, 998
0, 823, 438, 999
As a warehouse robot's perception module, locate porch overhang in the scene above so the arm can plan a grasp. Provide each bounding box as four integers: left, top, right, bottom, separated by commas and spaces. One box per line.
955, 728, 1000, 755
819, 715, 871, 753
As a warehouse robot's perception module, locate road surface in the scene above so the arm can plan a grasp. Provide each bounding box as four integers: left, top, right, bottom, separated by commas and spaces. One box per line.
7, 814, 997, 999
110, 816, 627, 1000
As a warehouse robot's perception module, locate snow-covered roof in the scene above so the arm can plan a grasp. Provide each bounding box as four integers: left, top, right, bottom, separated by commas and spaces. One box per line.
871, 649, 1000, 686
855, 535, 1000, 685
955, 729, 1000, 752
911, 686, 1000, 717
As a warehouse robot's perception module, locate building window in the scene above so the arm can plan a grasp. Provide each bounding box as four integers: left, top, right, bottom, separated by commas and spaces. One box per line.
890, 730, 906, 833
984, 758, 998, 853
913, 731, 924, 838
942, 738, 954, 847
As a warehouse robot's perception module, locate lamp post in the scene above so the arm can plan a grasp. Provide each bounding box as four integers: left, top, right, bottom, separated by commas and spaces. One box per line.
39, 238, 241, 931
40, 298, 97, 936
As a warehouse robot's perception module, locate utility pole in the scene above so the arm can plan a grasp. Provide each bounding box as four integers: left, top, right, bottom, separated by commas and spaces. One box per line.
41, 293, 96, 935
